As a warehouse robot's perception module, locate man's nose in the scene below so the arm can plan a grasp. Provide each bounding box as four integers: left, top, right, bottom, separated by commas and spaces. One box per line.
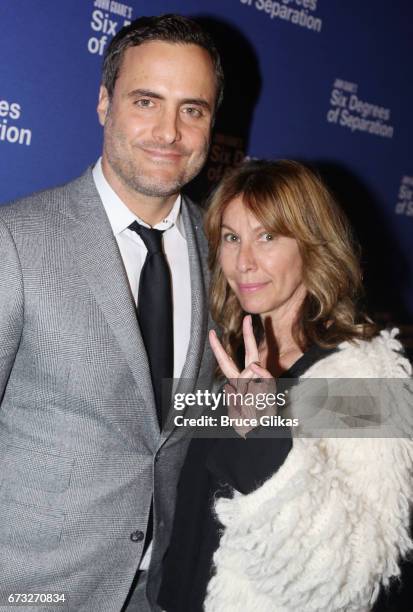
152, 107, 181, 145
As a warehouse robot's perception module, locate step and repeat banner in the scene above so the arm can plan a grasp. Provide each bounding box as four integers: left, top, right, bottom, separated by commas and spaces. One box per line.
1, 0, 413, 347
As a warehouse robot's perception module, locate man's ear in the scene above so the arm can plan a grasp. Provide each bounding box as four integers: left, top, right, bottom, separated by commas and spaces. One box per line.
97, 86, 110, 126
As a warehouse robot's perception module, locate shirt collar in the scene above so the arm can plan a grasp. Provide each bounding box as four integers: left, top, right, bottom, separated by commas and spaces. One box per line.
92, 157, 185, 237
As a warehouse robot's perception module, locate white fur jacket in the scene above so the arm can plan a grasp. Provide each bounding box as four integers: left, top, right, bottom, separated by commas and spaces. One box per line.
205, 330, 413, 612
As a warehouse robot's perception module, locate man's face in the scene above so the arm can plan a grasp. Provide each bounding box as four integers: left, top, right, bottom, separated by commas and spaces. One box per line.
97, 41, 216, 198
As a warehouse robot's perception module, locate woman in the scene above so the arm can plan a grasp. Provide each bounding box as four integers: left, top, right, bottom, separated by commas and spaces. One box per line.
159, 160, 413, 612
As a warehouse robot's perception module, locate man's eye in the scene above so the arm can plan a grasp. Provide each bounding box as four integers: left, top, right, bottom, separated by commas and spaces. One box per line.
222, 233, 239, 243
135, 98, 154, 108
182, 106, 203, 118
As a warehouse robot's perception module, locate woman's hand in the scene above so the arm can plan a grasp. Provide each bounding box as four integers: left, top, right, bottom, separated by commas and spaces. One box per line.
209, 316, 276, 437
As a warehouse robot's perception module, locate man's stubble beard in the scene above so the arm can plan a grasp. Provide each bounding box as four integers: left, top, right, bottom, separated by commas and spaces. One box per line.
109, 149, 208, 198
104, 118, 210, 199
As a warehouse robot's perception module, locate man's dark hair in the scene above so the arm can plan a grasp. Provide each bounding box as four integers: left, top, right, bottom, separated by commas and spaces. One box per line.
102, 14, 224, 109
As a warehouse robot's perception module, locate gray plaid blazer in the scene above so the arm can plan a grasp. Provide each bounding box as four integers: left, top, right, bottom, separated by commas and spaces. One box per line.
0, 168, 215, 611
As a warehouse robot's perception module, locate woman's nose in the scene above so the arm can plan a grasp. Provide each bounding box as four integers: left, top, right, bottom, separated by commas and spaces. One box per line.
237, 243, 257, 272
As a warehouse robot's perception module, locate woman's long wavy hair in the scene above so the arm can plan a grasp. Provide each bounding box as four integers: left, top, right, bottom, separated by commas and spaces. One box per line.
204, 159, 377, 366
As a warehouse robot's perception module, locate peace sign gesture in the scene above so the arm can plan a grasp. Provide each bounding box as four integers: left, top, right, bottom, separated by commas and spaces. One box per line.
209, 315, 272, 381
209, 316, 276, 437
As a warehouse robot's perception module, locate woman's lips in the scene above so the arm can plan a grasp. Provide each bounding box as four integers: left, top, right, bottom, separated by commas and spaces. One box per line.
237, 282, 269, 293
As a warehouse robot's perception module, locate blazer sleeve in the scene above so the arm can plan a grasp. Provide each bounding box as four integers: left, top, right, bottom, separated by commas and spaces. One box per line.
0, 217, 24, 402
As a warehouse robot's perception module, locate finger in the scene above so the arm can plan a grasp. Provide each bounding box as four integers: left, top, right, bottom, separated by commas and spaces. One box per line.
237, 365, 261, 399
249, 362, 273, 379
225, 386, 243, 416
209, 330, 240, 379
223, 382, 236, 395
243, 315, 259, 368
239, 365, 259, 379
234, 375, 249, 397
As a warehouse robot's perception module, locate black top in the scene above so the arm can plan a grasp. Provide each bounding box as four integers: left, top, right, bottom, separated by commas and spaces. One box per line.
158, 345, 336, 612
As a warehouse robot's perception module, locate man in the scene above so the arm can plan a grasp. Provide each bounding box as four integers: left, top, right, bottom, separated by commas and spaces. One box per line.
0, 15, 222, 611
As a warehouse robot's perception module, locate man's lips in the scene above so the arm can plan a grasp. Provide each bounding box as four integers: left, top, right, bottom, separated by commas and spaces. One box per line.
237, 282, 270, 294
140, 146, 185, 161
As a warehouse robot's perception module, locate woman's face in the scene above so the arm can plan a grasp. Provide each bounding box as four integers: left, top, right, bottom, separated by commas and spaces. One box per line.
219, 196, 306, 322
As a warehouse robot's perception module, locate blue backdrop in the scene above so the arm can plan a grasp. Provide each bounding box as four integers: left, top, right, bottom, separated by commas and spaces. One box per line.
1, 0, 413, 349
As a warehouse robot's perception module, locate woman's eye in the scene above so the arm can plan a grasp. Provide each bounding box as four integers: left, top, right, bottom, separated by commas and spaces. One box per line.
222, 233, 239, 243
259, 232, 274, 242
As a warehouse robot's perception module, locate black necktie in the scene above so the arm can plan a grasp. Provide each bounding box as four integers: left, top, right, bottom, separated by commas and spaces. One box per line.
129, 220, 173, 427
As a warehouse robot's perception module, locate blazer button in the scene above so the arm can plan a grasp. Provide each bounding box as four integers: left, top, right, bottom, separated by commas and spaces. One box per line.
130, 530, 144, 542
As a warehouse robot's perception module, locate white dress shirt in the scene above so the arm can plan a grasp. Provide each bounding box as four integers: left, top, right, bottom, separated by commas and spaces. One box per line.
93, 158, 191, 379
92, 158, 191, 569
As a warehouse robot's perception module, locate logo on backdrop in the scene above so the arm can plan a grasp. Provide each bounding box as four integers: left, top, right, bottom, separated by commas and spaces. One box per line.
395, 175, 413, 217
0, 99, 32, 147
87, 0, 135, 57
239, 0, 322, 34
326, 79, 394, 139
207, 133, 246, 185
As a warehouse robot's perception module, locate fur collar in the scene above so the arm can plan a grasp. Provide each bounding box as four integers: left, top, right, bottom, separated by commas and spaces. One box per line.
205, 330, 413, 612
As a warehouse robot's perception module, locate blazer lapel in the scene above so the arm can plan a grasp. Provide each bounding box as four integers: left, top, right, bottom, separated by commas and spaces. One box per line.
179, 199, 209, 381
63, 168, 160, 441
